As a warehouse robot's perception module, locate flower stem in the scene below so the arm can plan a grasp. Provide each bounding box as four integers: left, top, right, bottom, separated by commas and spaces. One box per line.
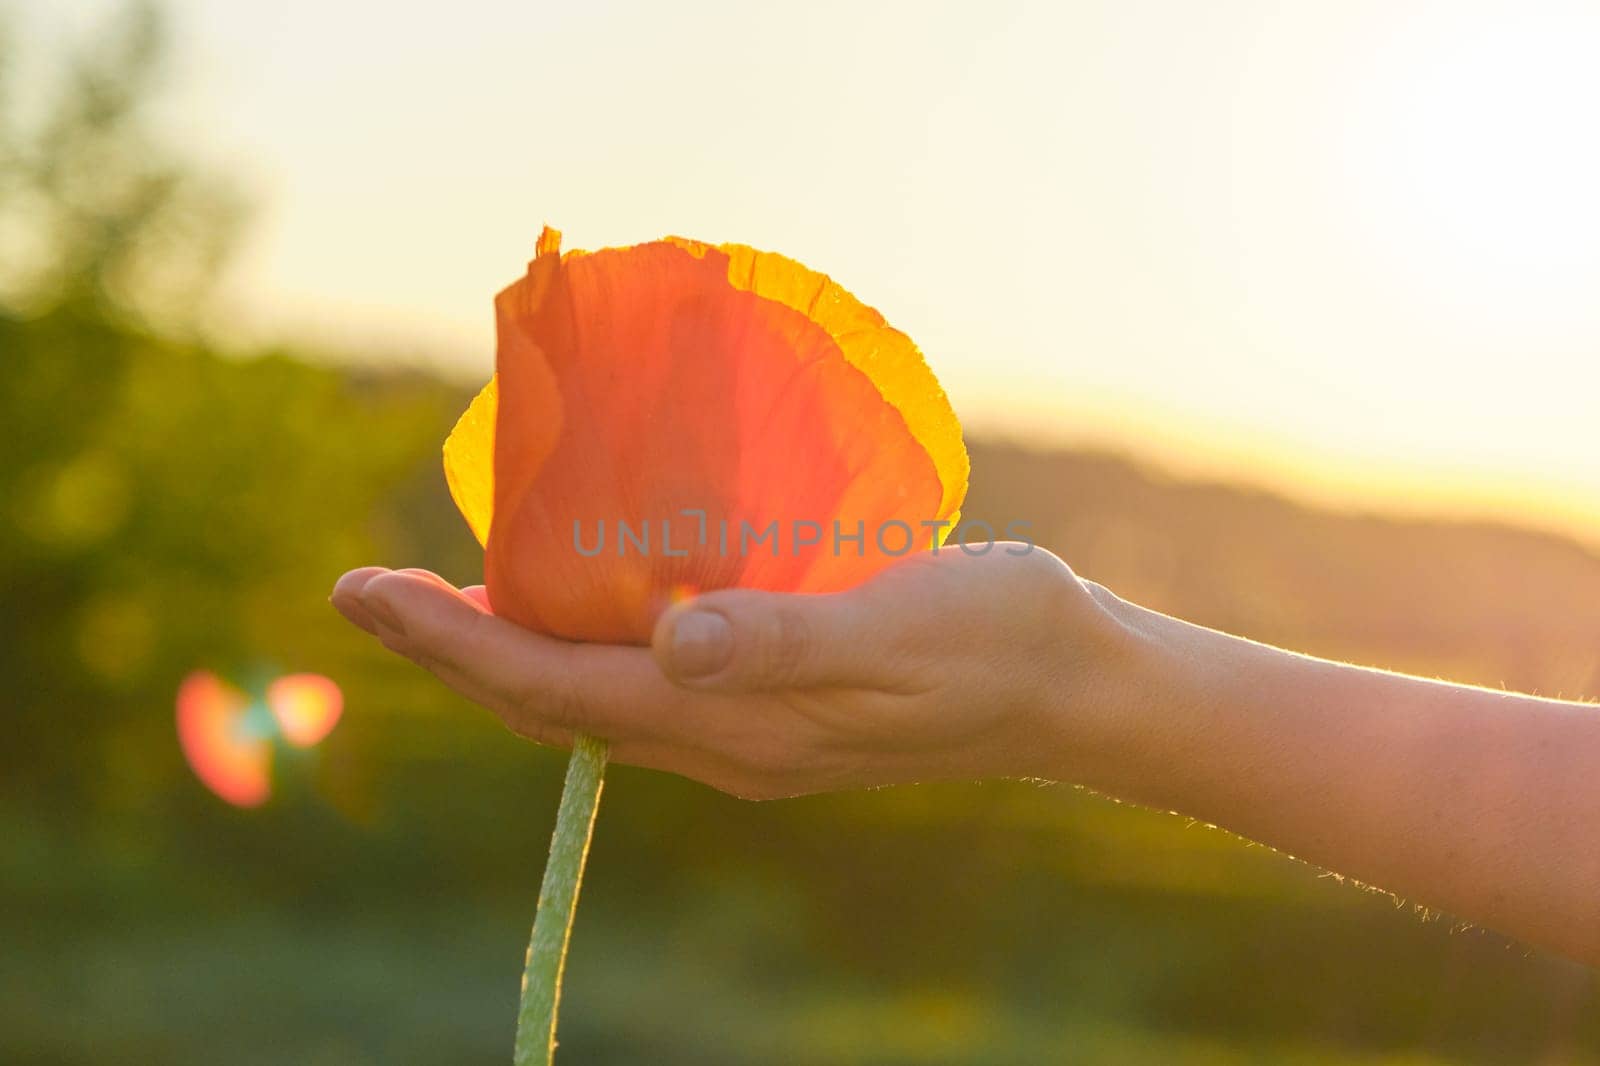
513, 732, 609, 1066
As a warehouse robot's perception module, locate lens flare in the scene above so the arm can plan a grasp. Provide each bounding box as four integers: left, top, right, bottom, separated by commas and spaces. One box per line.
266, 673, 344, 747
176, 670, 343, 806
176, 671, 271, 808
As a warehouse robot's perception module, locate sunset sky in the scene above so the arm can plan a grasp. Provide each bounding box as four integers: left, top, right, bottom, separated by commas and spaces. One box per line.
25, 0, 1600, 546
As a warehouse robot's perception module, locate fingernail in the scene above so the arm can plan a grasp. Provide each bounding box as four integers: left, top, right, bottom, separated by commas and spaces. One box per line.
671, 610, 732, 678
362, 591, 407, 637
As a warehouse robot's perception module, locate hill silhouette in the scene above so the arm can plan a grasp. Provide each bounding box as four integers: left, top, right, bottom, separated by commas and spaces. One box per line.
965, 439, 1600, 700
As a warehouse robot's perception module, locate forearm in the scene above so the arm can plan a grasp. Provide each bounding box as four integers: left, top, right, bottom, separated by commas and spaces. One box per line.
1057, 588, 1600, 962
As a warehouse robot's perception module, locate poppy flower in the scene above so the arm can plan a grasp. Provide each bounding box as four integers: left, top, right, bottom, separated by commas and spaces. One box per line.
442, 227, 968, 643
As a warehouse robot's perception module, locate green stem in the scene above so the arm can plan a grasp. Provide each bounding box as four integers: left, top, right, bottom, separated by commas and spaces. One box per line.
513, 732, 609, 1066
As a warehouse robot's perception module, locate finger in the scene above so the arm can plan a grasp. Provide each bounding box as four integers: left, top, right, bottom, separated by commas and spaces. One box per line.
330, 567, 392, 634
360, 574, 841, 795
461, 585, 492, 612
650, 587, 893, 694
358, 571, 713, 746
391, 643, 722, 785
332, 567, 463, 632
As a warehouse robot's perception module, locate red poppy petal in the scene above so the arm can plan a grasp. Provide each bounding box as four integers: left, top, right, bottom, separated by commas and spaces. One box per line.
486, 235, 943, 643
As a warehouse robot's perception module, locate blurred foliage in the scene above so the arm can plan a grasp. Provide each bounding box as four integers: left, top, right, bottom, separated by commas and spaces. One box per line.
0, 1, 240, 321
2, 7, 1598, 1065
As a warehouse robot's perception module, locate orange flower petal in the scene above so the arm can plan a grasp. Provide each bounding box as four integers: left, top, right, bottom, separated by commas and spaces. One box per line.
664, 237, 969, 532
453, 228, 966, 644
443, 375, 498, 547
443, 233, 571, 548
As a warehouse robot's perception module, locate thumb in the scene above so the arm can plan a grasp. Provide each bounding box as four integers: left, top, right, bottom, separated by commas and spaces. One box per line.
651, 588, 884, 693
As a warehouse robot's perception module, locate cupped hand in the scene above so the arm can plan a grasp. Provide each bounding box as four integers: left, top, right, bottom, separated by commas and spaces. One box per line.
330, 546, 1134, 799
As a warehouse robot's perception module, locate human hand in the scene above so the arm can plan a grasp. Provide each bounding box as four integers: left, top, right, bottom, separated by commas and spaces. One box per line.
330, 546, 1136, 799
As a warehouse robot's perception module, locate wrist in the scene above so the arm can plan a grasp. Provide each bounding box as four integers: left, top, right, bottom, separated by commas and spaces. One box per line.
1027, 576, 1191, 792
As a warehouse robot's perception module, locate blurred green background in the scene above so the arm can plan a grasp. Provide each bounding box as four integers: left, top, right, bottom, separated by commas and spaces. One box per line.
4, 7, 1599, 1064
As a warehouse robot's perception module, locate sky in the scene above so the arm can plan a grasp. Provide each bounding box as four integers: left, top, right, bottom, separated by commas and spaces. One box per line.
22, 1, 1600, 546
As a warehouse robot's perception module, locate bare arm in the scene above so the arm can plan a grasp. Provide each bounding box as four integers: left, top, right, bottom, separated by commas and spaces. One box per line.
332, 547, 1600, 963
1068, 589, 1600, 963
